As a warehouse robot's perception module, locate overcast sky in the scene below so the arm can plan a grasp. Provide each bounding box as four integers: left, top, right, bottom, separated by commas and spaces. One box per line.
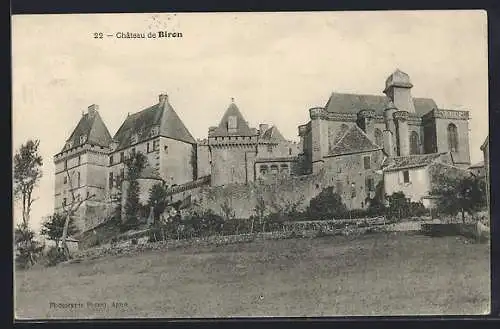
12, 10, 488, 233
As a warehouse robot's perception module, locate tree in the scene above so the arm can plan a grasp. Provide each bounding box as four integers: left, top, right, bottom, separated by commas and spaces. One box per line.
15, 222, 44, 269
253, 194, 268, 233
148, 182, 169, 223
40, 213, 78, 247
431, 173, 487, 222
13, 139, 43, 228
307, 187, 347, 220
386, 192, 410, 220
123, 152, 147, 228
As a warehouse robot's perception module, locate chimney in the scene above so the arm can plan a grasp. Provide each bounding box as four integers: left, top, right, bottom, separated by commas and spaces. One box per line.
158, 93, 168, 104
259, 124, 269, 135
88, 104, 99, 115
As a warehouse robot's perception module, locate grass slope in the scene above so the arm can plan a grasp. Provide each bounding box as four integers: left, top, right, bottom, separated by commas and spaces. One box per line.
15, 233, 490, 318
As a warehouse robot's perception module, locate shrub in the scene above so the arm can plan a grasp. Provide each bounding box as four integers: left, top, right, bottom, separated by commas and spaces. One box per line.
306, 187, 347, 220
45, 246, 67, 267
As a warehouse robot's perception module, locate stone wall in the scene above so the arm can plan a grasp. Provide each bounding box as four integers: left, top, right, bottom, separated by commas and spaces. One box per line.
197, 171, 325, 218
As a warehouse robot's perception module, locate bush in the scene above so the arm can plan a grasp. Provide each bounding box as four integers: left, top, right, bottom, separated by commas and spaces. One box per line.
45, 246, 67, 267
306, 187, 347, 220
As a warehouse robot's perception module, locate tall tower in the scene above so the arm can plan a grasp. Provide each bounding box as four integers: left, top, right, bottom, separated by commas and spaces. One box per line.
53, 104, 113, 233
383, 69, 416, 114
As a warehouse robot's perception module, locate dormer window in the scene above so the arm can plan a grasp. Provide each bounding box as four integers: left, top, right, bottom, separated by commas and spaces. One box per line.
227, 116, 237, 133
130, 133, 138, 144
79, 136, 87, 145
150, 126, 159, 137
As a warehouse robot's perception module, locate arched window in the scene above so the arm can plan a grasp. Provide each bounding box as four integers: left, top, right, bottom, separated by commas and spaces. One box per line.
374, 128, 383, 147
447, 123, 459, 152
259, 165, 268, 175
334, 124, 349, 145
280, 164, 289, 175
270, 165, 279, 175
410, 131, 420, 155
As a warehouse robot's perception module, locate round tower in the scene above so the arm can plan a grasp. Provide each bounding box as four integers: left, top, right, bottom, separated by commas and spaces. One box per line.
393, 110, 410, 156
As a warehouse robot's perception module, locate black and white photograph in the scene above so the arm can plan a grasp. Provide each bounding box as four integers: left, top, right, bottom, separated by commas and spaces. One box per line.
12, 10, 490, 318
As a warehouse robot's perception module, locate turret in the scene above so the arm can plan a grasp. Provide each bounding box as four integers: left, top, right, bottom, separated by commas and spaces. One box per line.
393, 110, 410, 156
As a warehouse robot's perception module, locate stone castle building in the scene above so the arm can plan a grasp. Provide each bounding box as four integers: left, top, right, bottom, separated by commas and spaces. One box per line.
54, 69, 472, 233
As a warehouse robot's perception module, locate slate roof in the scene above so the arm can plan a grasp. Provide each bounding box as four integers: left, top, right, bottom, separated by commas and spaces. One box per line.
323, 93, 437, 116
327, 125, 383, 157
61, 108, 113, 152
113, 97, 196, 150
211, 102, 256, 137
260, 125, 286, 143
382, 152, 449, 172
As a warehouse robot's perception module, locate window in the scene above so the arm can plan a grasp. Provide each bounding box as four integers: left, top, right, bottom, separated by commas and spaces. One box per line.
403, 170, 410, 184
130, 134, 138, 144
109, 172, 114, 189
228, 115, 237, 130
109, 155, 114, 165
267, 145, 273, 153
363, 156, 371, 170
410, 131, 420, 155
366, 177, 374, 192
164, 145, 169, 153
153, 140, 159, 151
147, 142, 150, 153
289, 148, 292, 155
150, 126, 159, 137
374, 128, 383, 147
79, 136, 86, 144
280, 164, 289, 174
270, 165, 279, 175
63, 176, 67, 184
447, 123, 459, 152
259, 165, 268, 175
120, 152, 125, 162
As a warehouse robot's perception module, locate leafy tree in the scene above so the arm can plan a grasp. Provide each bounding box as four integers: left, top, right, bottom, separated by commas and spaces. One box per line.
306, 187, 348, 220
148, 182, 169, 223
253, 195, 268, 233
15, 222, 44, 269
40, 213, 78, 247
123, 151, 147, 228
431, 173, 487, 222
13, 139, 43, 228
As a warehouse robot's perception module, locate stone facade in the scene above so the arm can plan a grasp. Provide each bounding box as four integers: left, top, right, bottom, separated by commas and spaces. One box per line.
54, 69, 475, 233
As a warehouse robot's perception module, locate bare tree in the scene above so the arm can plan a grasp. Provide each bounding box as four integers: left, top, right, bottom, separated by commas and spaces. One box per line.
59, 168, 95, 258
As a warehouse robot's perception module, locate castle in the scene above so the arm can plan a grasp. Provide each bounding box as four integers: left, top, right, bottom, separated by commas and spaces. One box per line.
53, 69, 472, 233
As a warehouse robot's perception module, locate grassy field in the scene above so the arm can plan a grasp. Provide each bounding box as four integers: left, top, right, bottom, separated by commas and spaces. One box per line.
15, 232, 490, 319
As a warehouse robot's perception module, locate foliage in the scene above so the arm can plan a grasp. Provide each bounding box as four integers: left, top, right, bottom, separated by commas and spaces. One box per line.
40, 213, 78, 246
123, 152, 147, 229
385, 192, 427, 221
15, 222, 44, 269
306, 187, 348, 220
13, 139, 43, 227
148, 182, 169, 223
431, 173, 487, 222
45, 246, 67, 267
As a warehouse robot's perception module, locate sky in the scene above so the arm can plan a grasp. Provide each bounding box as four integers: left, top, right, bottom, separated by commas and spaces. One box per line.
12, 10, 488, 233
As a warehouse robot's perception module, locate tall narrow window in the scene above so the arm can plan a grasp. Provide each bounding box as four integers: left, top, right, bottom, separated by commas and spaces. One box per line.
77, 172, 81, 187
363, 156, 371, 170
109, 155, 114, 165
147, 142, 150, 153
227, 115, 238, 133
78, 156, 81, 166
109, 172, 114, 189
403, 170, 410, 183
120, 152, 125, 162
374, 128, 383, 147
447, 123, 459, 152
410, 131, 420, 155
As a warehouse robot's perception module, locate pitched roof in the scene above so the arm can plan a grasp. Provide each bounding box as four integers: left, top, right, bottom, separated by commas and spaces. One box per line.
382, 152, 449, 172
211, 102, 255, 137
323, 93, 437, 116
327, 125, 383, 156
61, 108, 113, 152
113, 97, 196, 149
260, 125, 286, 142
